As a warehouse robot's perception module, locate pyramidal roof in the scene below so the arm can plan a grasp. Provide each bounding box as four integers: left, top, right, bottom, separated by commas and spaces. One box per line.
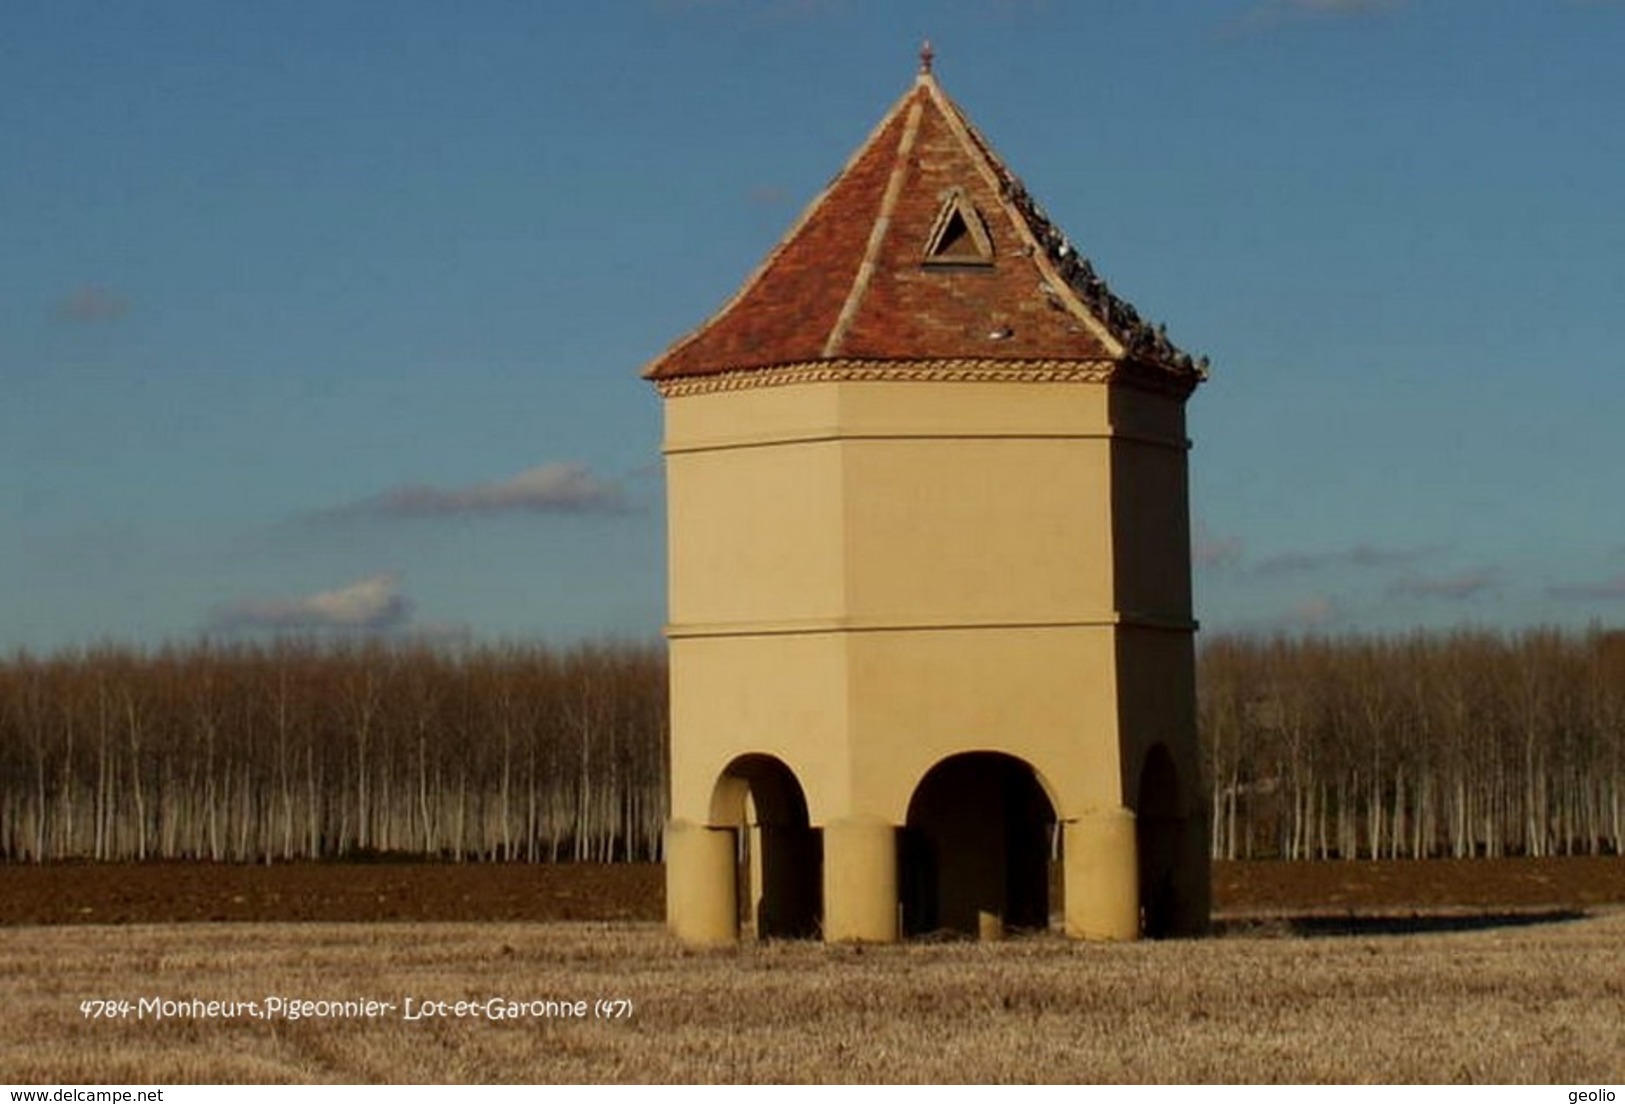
644, 49, 1206, 394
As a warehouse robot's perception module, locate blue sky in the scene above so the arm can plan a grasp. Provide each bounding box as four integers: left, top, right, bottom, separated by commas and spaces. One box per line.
3, 0, 1624, 653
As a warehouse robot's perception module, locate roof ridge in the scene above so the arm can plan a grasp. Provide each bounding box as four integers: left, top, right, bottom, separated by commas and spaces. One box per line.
641, 61, 1207, 386
822, 97, 925, 358
921, 73, 1207, 378
641, 82, 925, 381
917, 74, 1124, 358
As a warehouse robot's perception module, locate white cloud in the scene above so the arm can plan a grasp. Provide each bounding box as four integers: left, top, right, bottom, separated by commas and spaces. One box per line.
211, 573, 412, 633
324, 462, 627, 521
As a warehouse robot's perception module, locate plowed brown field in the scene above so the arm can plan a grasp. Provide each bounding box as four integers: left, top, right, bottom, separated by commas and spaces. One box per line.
1, 856, 1621, 926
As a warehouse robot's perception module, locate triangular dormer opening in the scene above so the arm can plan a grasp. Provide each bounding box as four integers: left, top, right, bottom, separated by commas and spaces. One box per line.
923, 189, 994, 266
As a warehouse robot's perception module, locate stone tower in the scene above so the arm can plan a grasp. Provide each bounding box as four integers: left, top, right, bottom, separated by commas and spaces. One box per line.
645, 51, 1209, 944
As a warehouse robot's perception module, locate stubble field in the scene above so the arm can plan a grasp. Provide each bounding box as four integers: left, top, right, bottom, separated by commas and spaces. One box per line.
1, 859, 1623, 1084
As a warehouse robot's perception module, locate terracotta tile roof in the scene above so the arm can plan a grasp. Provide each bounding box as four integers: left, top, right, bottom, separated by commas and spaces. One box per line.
643, 61, 1206, 389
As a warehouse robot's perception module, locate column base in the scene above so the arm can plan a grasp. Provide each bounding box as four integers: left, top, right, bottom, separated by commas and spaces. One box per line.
821, 816, 898, 943
665, 819, 738, 946
1064, 807, 1139, 941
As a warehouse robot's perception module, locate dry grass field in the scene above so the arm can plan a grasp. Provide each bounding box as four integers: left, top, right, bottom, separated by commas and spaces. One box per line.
2, 909, 1623, 1084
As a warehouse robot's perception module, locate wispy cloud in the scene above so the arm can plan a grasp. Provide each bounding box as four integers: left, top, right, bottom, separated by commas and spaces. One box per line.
1389, 569, 1499, 601
1254, 542, 1431, 577
321, 463, 627, 522
210, 574, 413, 634
1193, 525, 1244, 571
1548, 573, 1625, 602
1254, 550, 1326, 575
54, 285, 130, 323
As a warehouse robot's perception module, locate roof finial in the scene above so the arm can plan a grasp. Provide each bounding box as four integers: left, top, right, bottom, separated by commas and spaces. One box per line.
918, 39, 934, 75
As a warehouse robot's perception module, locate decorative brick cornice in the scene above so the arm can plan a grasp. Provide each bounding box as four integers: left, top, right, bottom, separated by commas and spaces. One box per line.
652, 357, 1113, 398
653, 357, 1197, 398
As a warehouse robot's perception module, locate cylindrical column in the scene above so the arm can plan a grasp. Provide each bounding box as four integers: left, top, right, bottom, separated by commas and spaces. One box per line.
665, 819, 738, 946
1063, 807, 1139, 941
822, 816, 898, 943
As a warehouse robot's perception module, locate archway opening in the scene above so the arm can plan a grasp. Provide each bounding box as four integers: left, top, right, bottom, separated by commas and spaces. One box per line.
901, 752, 1056, 937
1136, 744, 1185, 938
710, 755, 821, 939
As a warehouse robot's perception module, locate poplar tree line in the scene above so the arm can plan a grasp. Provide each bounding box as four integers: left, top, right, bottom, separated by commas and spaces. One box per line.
0, 641, 667, 863
1201, 629, 1625, 860
2, 629, 1623, 863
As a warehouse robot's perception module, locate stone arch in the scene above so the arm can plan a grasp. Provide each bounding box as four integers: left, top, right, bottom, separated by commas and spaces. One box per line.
708, 754, 821, 939
900, 751, 1057, 937
1135, 742, 1187, 938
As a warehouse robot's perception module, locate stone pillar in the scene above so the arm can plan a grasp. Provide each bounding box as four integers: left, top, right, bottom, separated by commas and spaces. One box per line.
1063, 807, 1140, 941
665, 820, 738, 946
822, 816, 898, 943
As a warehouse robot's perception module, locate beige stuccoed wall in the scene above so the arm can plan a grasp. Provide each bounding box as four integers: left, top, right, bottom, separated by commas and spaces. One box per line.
661, 375, 1204, 943
665, 442, 846, 630
842, 627, 1123, 822
666, 633, 851, 825
840, 438, 1115, 623
665, 380, 1127, 633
